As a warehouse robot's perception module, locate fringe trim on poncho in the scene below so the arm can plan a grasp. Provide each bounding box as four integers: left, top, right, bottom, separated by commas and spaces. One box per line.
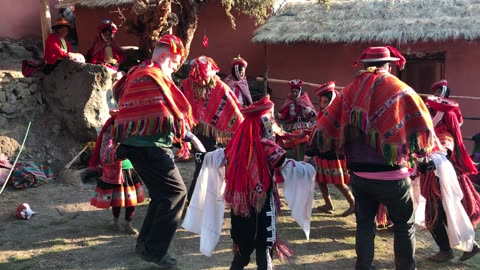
310, 68, 438, 167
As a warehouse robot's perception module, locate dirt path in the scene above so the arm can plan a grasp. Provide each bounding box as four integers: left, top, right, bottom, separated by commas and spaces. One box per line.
0, 159, 479, 269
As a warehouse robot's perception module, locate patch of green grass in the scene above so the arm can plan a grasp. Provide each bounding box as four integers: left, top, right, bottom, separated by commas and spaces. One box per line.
7, 255, 30, 263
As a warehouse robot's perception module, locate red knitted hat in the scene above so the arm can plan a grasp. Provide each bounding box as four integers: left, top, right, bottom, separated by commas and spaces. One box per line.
354, 46, 406, 70
156, 34, 186, 61
189, 55, 220, 83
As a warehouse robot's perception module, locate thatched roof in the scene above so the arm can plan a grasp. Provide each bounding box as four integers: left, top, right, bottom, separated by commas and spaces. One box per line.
56, 0, 133, 8
253, 0, 480, 44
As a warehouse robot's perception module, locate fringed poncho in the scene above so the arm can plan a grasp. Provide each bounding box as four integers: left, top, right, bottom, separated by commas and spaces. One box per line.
310, 68, 437, 167
112, 61, 194, 143
181, 76, 243, 144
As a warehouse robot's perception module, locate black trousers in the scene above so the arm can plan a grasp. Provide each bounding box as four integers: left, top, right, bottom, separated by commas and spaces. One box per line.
428, 198, 451, 251
229, 192, 274, 270
186, 134, 217, 202
117, 144, 186, 259
351, 174, 416, 270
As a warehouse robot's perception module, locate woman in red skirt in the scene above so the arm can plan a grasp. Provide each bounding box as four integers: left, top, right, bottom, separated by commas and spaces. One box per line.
306, 81, 355, 216
90, 111, 145, 234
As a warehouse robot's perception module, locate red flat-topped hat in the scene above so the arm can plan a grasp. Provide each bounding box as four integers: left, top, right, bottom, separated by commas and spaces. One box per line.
313, 81, 335, 97
289, 79, 304, 89
232, 55, 248, 67
353, 46, 406, 70
431, 79, 448, 91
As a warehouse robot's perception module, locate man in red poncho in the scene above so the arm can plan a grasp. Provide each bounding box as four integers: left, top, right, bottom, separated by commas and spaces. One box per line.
307, 46, 438, 270
112, 34, 205, 268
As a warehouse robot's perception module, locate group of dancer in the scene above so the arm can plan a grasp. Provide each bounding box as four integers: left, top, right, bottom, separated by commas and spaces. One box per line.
83, 27, 480, 270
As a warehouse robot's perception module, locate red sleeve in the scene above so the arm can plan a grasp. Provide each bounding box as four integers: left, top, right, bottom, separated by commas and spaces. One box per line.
90, 51, 100, 64
278, 105, 289, 120
44, 34, 68, 64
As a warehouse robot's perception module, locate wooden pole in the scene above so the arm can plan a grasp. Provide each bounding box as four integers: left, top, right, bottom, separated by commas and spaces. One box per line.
256, 77, 480, 100
40, 0, 52, 49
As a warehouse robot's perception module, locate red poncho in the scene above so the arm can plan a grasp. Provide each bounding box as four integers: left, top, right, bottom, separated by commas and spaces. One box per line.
310, 68, 438, 166
224, 97, 277, 217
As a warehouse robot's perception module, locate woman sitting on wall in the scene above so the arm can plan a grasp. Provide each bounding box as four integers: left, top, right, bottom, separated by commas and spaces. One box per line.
43, 17, 84, 74
87, 20, 125, 72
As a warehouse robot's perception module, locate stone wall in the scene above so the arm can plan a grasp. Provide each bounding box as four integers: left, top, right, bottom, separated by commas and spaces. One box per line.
0, 51, 112, 173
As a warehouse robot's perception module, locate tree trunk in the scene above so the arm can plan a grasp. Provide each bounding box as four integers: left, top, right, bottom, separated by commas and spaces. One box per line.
39, 0, 52, 49
131, 0, 172, 57
176, 0, 200, 59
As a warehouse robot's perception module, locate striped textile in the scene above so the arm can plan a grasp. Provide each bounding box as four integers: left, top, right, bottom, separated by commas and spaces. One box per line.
12, 162, 55, 189
90, 168, 145, 209
181, 76, 243, 139
112, 61, 194, 143
310, 68, 437, 166
313, 156, 349, 185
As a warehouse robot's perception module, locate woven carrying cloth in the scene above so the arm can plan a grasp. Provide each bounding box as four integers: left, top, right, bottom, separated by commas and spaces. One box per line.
310, 68, 437, 166
112, 61, 194, 143
223, 74, 252, 106
181, 76, 243, 144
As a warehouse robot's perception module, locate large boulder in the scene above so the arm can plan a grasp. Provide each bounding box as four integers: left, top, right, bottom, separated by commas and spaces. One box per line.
41, 60, 112, 142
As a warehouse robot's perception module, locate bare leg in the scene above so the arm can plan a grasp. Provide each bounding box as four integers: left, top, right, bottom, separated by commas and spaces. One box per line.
335, 184, 355, 217
318, 183, 334, 214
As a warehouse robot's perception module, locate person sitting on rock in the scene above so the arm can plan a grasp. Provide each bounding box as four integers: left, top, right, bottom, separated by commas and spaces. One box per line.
87, 20, 125, 72
43, 17, 84, 74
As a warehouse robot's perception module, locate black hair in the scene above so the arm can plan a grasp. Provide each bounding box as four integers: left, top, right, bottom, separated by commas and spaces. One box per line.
444, 87, 451, 98
364, 61, 390, 68
53, 25, 69, 31
321, 91, 333, 101
101, 28, 113, 34
231, 65, 245, 81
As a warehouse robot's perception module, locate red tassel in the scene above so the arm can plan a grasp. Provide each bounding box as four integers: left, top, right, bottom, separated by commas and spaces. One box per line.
273, 236, 293, 261
202, 35, 209, 47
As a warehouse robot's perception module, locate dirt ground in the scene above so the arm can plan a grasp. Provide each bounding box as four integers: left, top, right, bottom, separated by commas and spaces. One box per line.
1, 156, 480, 270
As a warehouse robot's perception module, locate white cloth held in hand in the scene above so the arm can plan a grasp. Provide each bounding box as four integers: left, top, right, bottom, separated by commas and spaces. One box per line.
181, 149, 226, 256
430, 152, 475, 252
280, 158, 316, 240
